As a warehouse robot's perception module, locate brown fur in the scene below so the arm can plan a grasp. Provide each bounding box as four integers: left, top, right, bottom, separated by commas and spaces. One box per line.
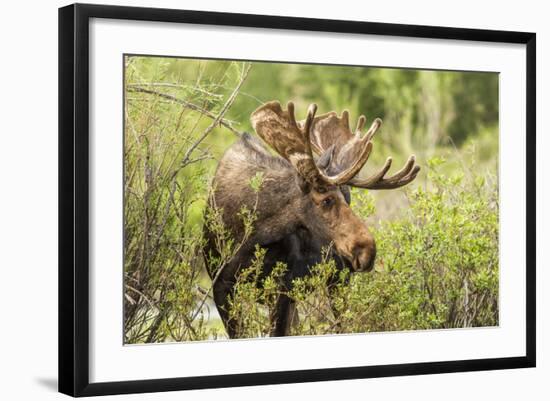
203, 101, 418, 338
203, 133, 376, 338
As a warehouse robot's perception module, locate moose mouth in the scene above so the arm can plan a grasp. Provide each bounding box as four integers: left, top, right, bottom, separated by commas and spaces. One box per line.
349, 242, 377, 273
335, 249, 376, 273
353, 255, 375, 272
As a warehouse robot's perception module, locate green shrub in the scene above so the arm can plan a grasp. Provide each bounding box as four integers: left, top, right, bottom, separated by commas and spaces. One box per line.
123, 57, 251, 343
269, 157, 499, 336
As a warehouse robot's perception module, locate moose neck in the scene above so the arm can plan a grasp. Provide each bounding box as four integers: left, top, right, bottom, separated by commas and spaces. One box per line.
249, 168, 307, 247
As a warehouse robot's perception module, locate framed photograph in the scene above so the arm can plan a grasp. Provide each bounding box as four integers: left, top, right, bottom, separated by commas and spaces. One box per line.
58, 3, 536, 397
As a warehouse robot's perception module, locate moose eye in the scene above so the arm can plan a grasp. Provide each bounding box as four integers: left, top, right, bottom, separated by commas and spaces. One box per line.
321, 196, 335, 208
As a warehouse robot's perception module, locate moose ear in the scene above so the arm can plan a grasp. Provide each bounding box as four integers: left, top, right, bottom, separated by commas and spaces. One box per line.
316, 144, 336, 170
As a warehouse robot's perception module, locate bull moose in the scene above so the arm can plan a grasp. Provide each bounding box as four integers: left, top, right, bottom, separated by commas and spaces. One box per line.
204, 101, 420, 338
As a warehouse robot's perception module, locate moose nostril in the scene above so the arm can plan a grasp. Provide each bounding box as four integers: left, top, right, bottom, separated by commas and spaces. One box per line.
365, 250, 376, 271
352, 240, 376, 272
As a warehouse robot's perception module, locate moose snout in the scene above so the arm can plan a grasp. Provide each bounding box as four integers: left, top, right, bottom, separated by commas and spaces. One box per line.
351, 239, 376, 272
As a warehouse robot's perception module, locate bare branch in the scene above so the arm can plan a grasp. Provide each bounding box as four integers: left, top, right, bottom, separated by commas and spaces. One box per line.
127, 86, 242, 136
180, 63, 251, 166
127, 82, 223, 99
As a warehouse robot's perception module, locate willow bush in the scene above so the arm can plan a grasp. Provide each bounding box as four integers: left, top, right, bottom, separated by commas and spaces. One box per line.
123, 57, 251, 343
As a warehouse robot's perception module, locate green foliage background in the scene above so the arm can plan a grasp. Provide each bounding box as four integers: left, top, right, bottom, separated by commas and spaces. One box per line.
124, 56, 499, 343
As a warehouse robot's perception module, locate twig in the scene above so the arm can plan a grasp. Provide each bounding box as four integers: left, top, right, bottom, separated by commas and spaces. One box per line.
127, 82, 223, 99
180, 63, 251, 166
125, 284, 156, 309
127, 86, 242, 136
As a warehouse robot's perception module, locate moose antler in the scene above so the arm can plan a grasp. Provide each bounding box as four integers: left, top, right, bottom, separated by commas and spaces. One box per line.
309, 110, 420, 190
307, 111, 378, 155
251, 101, 373, 188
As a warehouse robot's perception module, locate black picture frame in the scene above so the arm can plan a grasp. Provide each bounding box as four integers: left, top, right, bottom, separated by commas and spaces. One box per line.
58, 3, 536, 397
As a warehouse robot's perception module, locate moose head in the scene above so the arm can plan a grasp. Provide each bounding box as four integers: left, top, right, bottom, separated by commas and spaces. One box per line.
251, 101, 420, 272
